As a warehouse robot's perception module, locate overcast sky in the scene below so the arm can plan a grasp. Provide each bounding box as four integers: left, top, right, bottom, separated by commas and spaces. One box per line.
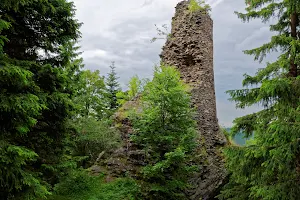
72, 0, 275, 127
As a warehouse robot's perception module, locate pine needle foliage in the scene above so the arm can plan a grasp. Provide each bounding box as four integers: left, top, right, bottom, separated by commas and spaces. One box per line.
132, 65, 198, 200
0, 0, 82, 198
218, 1, 300, 199
106, 62, 121, 112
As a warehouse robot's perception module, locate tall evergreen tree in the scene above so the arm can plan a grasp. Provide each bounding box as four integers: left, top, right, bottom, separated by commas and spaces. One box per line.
218, 0, 300, 199
0, 0, 81, 198
105, 61, 121, 111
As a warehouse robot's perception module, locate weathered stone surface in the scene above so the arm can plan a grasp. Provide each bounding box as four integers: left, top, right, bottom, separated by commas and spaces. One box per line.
89, 96, 145, 179
160, 1, 227, 199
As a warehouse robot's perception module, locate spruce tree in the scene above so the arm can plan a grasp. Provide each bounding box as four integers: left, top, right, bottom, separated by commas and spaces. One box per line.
106, 61, 121, 111
218, 1, 300, 199
0, 0, 81, 198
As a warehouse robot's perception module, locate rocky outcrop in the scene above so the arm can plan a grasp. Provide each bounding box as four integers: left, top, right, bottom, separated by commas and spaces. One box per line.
90, 96, 145, 180
90, 1, 227, 199
160, 1, 227, 199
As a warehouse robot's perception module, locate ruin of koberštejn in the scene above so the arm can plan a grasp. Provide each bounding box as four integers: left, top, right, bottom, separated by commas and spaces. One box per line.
160, 1, 227, 199
91, 1, 228, 199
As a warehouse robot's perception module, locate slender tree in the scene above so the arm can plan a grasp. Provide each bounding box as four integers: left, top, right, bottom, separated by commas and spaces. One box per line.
128, 75, 142, 99
132, 65, 198, 200
75, 70, 108, 119
218, 0, 300, 199
105, 61, 121, 111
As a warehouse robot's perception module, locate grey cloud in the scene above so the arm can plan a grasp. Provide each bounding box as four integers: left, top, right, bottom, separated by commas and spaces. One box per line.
217, 100, 261, 127
141, 0, 155, 7
211, 0, 277, 126
73, 0, 275, 127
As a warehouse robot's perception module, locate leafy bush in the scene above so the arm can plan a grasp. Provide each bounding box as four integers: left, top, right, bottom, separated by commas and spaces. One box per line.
50, 169, 140, 200
74, 69, 108, 120
52, 169, 97, 199
72, 117, 122, 167
97, 177, 141, 200
132, 65, 199, 200
117, 75, 148, 106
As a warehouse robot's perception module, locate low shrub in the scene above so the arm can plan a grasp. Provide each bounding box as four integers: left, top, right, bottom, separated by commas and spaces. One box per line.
72, 117, 122, 167
49, 169, 140, 200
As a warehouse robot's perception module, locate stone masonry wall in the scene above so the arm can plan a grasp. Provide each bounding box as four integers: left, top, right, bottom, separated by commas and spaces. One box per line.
160, 1, 227, 199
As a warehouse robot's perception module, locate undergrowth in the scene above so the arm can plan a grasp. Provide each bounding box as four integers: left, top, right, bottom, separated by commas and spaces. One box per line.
49, 169, 140, 200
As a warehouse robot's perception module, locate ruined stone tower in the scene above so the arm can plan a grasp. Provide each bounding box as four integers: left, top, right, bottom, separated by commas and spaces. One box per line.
91, 1, 228, 199
160, 1, 227, 199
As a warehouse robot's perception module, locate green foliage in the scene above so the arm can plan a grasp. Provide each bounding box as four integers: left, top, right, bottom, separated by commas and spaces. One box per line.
188, 0, 211, 13
105, 61, 121, 114
221, 127, 254, 146
96, 177, 141, 200
75, 69, 109, 119
116, 90, 129, 105
1, 0, 81, 62
71, 117, 122, 167
0, 0, 82, 198
0, 61, 47, 199
0, 141, 50, 200
117, 75, 146, 106
51, 169, 99, 199
0, 19, 10, 52
128, 75, 142, 99
132, 65, 198, 200
50, 169, 140, 200
218, 1, 300, 199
